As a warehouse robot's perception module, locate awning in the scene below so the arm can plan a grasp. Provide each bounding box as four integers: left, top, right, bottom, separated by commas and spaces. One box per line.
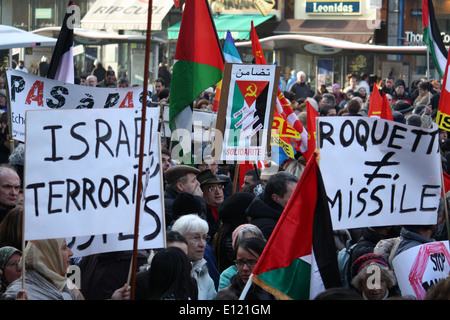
235, 34, 429, 55
274, 19, 379, 44
32, 27, 167, 46
168, 14, 275, 40
0, 25, 56, 50
81, 0, 173, 31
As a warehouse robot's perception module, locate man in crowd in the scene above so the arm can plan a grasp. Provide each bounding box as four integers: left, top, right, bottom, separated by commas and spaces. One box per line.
0, 164, 21, 223
380, 76, 395, 96
97, 70, 117, 88
164, 165, 205, 226
289, 71, 313, 101
246, 171, 298, 239
86, 75, 98, 87
197, 169, 229, 237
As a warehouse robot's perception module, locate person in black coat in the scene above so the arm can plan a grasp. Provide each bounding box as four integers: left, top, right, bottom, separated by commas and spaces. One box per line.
245, 172, 298, 240
350, 226, 400, 267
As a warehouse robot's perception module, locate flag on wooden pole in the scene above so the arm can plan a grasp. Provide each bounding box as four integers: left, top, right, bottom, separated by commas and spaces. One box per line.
250, 152, 342, 300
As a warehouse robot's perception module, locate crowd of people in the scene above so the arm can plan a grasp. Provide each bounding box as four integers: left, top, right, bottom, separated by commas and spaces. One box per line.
0, 61, 449, 301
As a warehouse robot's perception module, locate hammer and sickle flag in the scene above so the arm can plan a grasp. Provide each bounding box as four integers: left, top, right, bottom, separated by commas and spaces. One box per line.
236, 80, 269, 107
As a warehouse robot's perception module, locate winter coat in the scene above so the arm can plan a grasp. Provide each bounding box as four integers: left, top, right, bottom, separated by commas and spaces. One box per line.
191, 258, 217, 300
245, 194, 284, 240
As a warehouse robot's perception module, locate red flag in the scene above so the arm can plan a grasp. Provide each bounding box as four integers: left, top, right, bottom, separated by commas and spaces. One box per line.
251, 21, 267, 65
368, 84, 393, 121
250, 21, 308, 154
305, 100, 319, 162
443, 171, 450, 196
381, 92, 394, 121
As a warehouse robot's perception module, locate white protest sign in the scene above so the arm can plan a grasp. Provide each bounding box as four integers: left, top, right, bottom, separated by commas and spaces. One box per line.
24, 107, 163, 247
6, 69, 153, 142
318, 117, 441, 230
393, 241, 450, 300
67, 229, 164, 257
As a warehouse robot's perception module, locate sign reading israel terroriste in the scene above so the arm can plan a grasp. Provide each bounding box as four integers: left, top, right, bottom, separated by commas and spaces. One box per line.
6, 69, 153, 142
393, 241, 450, 300
214, 63, 280, 162
318, 117, 441, 230
24, 108, 164, 253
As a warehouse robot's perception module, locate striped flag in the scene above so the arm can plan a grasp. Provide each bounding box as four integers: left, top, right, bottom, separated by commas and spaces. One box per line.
213, 30, 242, 112
250, 21, 308, 154
223, 30, 243, 63
47, 1, 75, 83
250, 152, 342, 300
422, 0, 448, 77
169, 0, 224, 132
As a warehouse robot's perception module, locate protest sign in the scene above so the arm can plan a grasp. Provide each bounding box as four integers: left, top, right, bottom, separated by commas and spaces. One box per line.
393, 241, 450, 299
215, 63, 280, 162
6, 69, 153, 142
24, 108, 163, 249
318, 117, 441, 230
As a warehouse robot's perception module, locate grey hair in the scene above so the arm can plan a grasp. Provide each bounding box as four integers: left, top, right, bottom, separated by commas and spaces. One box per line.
171, 214, 208, 237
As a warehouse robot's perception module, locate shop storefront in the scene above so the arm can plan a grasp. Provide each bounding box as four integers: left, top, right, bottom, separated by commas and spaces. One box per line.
234, 0, 445, 92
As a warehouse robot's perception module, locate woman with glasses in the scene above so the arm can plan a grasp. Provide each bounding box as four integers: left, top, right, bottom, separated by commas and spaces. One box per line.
216, 237, 275, 300
172, 214, 217, 300
0, 246, 21, 294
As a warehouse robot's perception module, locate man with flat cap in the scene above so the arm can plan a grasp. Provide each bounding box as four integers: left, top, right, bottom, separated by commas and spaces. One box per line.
164, 165, 206, 226
197, 169, 229, 237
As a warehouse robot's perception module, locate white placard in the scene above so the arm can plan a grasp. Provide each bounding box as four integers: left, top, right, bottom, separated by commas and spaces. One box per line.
393, 241, 450, 300
6, 69, 153, 142
24, 107, 163, 246
318, 117, 441, 230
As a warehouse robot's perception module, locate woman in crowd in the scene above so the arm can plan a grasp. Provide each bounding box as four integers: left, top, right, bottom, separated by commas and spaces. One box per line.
350, 253, 398, 300
3, 238, 130, 300
216, 237, 275, 300
0, 246, 22, 293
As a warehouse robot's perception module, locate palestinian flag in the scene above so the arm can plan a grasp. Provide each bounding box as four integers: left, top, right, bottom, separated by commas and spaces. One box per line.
47, 1, 75, 83
169, 0, 224, 131
368, 84, 393, 121
422, 0, 448, 77
252, 152, 342, 299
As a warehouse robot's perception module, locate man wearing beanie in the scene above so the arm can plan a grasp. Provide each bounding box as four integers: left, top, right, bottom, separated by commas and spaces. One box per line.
391, 79, 412, 105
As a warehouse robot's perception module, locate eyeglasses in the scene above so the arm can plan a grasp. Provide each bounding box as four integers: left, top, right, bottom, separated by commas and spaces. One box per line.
187, 234, 210, 244
206, 185, 224, 193
5, 262, 21, 269
235, 259, 258, 269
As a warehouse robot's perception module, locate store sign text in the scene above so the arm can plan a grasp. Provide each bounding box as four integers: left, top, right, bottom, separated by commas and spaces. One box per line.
306, 1, 360, 14
405, 31, 450, 45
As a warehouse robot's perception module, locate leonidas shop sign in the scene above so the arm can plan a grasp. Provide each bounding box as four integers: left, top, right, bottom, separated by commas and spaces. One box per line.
306, 1, 361, 14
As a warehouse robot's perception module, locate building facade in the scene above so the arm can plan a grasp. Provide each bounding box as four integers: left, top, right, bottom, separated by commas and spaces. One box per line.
0, 0, 448, 91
